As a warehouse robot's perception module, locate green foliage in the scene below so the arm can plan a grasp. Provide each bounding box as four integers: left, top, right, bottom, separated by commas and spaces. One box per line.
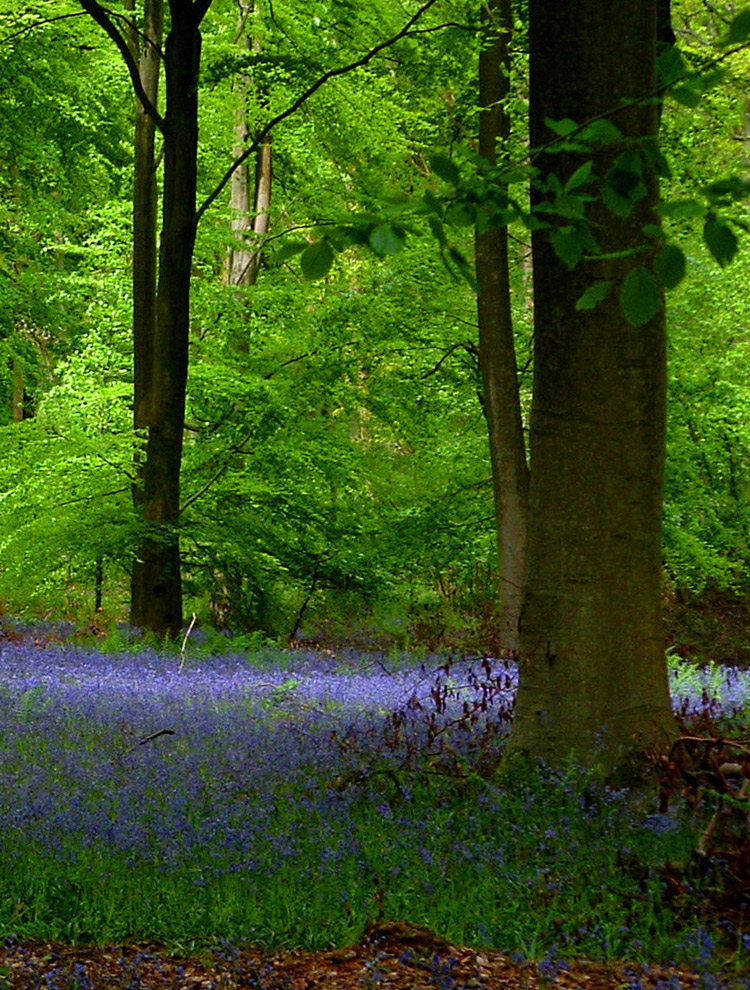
703, 216, 738, 267
722, 7, 750, 45
2, 0, 750, 635
655, 243, 687, 290
621, 266, 661, 327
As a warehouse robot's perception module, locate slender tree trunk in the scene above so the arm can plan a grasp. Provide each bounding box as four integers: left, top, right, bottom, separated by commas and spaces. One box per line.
246, 135, 272, 283
130, 4, 201, 636
227, 0, 271, 289
227, 0, 253, 290
11, 360, 25, 422
508, 0, 677, 769
474, 0, 528, 655
126, 0, 163, 430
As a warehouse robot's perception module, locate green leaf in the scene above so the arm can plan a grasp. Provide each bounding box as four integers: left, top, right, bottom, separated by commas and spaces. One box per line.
641, 143, 672, 179
428, 215, 448, 247
602, 185, 635, 218
300, 239, 334, 280
642, 224, 666, 241
563, 161, 593, 193
551, 226, 585, 269
545, 117, 579, 137
723, 8, 750, 45
578, 119, 623, 145
603, 151, 646, 217
275, 240, 307, 264
702, 176, 750, 202
655, 243, 687, 290
669, 85, 701, 108
659, 199, 704, 220
430, 154, 460, 185
421, 189, 444, 216
621, 266, 661, 327
657, 46, 687, 87
703, 218, 738, 267
445, 201, 476, 227
697, 68, 725, 92
575, 281, 611, 311
369, 224, 406, 256
448, 247, 477, 289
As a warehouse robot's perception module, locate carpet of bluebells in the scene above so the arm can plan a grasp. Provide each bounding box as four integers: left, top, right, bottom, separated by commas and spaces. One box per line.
1, 621, 750, 981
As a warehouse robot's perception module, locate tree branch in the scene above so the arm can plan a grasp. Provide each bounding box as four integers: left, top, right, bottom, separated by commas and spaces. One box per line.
421, 342, 478, 379
192, 0, 215, 26
196, 0, 443, 222
0, 12, 88, 46
55, 486, 131, 508
77, 0, 165, 130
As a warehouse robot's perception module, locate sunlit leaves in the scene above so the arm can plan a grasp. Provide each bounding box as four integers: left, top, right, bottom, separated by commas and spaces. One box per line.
621, 266, 661, 327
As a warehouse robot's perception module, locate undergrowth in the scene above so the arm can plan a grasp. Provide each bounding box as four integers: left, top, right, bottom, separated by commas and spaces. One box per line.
0, 629, 749, 982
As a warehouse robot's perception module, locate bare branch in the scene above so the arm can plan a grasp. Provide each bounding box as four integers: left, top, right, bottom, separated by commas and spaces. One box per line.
77, 0, 165, 130
421, 342, 478, 379
55, 486, 131, 508
262, 349, 318, 379
196, 0, 443, 222
112, 728, 176, 762
0, 11, 87, 46
179, 461, 230, 513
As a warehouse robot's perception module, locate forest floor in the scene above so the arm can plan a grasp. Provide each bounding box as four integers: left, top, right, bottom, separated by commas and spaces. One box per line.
0, 923, 723, 989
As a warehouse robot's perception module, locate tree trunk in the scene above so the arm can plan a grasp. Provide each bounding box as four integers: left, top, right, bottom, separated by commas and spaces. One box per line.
11, 359, 25, 422
508, 0, 677, 769
130, 5, 201, 636
474, 0, 528, 655
126, 0, 163, 430
227, 0, 271, 289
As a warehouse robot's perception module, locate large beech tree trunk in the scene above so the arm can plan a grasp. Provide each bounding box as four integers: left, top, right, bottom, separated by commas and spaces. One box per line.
474, 0, 528, 654
130, 3, 202, 635
508, 0, 677, 768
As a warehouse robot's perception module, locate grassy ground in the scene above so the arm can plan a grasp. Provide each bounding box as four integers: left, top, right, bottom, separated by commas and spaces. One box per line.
0, 627, 749, 981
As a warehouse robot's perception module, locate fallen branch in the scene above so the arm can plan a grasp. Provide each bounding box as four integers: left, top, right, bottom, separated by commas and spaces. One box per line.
112, 728, 176, 762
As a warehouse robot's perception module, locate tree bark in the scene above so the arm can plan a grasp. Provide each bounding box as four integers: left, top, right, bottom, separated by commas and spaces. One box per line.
474, 0, 528, 655
11, 359, 25, 422
508, 0, 677, 769
227, 0, 271, 289
130, 2, 202, 636
126, 0, 163, 431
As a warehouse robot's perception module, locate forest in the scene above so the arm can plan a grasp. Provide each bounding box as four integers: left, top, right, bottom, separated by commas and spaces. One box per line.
2, 0, 750, 986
